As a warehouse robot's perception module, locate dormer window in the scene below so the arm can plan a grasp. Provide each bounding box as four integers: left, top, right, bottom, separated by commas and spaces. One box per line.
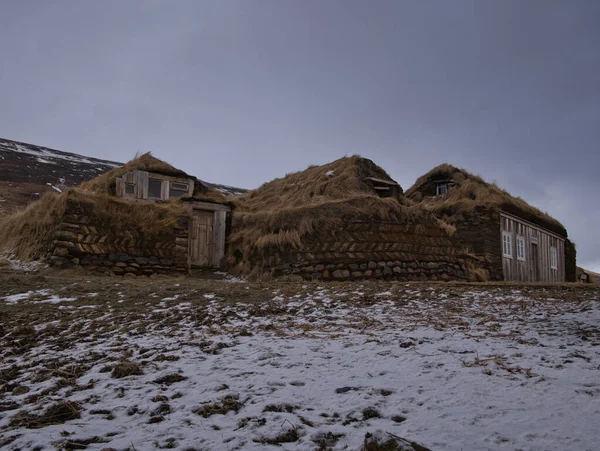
436, 182, 448, 196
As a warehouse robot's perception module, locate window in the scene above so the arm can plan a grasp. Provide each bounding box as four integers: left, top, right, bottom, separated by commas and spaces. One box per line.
516, 236, 526, 261
550, 247, 558, 270
125, 183, 135, 195
169, 181, 189, 199
502, 232, 512, 258
436, 182, 448, 196
148, 179, 162, 199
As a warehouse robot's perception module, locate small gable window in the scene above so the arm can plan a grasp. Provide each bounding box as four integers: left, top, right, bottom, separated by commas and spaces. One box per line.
436, 182, 448, 196
502, 232, 512, 258
550, 247, 558, 270
169, 182, 189, 198
516, 236, 526, 261
125, 183, 135, 196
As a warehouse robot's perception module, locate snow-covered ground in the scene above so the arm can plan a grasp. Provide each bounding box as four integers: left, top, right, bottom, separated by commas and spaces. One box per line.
1, 282, 599, 450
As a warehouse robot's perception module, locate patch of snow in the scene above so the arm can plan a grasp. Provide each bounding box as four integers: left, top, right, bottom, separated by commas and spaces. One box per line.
36, 157, 56, 164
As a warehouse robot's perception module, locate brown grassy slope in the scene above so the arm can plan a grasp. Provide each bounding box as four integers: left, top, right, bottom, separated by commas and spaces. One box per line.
227, 156, 457, 275
0, 189, 187, 261
405, 164, 567, 237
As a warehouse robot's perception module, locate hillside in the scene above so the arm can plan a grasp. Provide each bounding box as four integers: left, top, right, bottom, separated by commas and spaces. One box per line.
0, 137, 246, 214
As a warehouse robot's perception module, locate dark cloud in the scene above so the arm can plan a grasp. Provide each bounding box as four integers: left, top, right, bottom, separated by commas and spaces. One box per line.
1, 0, 599, 269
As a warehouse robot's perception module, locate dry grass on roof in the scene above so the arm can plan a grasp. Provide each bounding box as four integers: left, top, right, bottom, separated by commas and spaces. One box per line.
235, 155, 406, 213
406, 164, 567, 237
0, 189, 188, 262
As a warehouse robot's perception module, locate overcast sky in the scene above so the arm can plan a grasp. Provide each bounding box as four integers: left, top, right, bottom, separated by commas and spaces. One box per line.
1, 1, 599, 271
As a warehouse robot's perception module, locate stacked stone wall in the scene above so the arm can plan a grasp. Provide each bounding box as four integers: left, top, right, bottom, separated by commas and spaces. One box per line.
453, 211, 503, 281
268, 222, 473, 281
49, 198, 189, 276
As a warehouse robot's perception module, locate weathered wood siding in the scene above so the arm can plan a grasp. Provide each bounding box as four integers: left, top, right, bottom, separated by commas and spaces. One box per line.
500, 212, 565, 282
188, 203, 232, 269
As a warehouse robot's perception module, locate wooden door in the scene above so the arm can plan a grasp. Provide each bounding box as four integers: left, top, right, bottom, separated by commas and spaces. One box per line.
190, 211, 214, 267
531, 243, 538, 282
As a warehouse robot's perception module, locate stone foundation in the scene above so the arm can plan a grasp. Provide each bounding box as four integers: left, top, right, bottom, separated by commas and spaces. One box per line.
268, 222, 473, 281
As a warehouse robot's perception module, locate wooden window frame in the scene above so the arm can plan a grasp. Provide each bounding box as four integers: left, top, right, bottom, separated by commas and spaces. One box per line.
436, 182, 448, 196
502, 232, 513, 258
550, 247, 558, 270
516, 235, 526, 261
124, 183, 135, 196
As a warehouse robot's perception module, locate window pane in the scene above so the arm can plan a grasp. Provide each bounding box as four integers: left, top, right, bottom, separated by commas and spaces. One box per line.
169, 188, 187, 198
125, 184, 135, 195
149, 179, 162, 198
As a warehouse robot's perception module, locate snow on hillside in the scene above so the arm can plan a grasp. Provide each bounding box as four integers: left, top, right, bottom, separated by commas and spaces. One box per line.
1, 281, 599, 450
0, 137, 246, 212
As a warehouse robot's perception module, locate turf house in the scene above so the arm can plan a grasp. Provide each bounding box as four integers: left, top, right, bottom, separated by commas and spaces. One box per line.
405, 164, 576, 282
226, 156, 479, 281
0, 153, 233, 276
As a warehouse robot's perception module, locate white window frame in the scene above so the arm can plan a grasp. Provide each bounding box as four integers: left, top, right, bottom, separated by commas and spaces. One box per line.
516, 235, 526, 261
436, 182, 448, 196
502, 232, 513, 258
550, 247, 558, 270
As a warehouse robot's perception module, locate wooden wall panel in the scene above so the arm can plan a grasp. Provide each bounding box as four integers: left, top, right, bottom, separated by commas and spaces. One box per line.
212, 210, 227, 267
500, 212, 565, 282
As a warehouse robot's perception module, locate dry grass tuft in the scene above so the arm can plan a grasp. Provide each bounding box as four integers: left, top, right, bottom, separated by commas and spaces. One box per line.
111, 361, 143, 379
153, 373, 188, 385
193, 394, 243, 418
256, 427, 301, 445
10, 401, 81, 429
0, 191, 69, 261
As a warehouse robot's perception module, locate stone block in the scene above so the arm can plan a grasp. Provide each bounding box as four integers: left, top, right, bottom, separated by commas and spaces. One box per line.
53, 247, 70, 257
351, 271, 363, 278
383, 266, 393, 276
392, 266, 403, 274
364, 270, 373, 277
54, 240, 75, 249
368, 261, 377, 269
315, 264, 325, 271
333, 269, 350, 279
49, 256, 70, 268
349, 263, 359, 271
